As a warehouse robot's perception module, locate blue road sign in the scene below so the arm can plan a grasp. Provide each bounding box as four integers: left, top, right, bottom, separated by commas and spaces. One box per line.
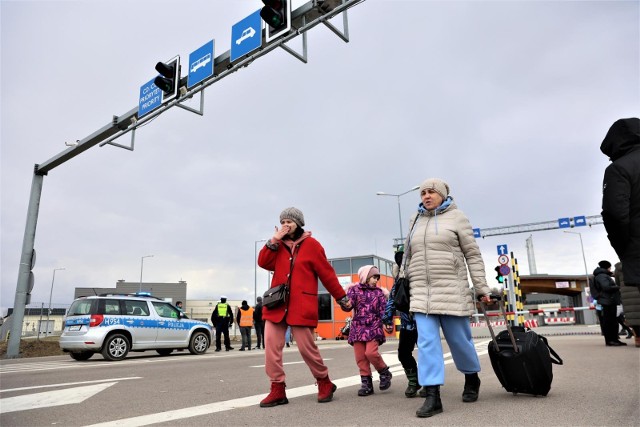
573, 215, 587, 227
497, 244, 508, 256
473, 228, 481, 238
499, 264, 511, 276
558, 217, 571, 228
188, 40, 214, 88
138, 78, 162, 118
231, 10, 262, 63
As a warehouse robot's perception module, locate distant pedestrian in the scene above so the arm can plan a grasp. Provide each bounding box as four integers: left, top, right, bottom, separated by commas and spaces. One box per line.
601, 118, 640, 287
211, 296, 234, 352
257, 207, 352, 407
402, 178, 492, 418
615, 262, 640, 347
347, 265, 392, 397
237, 300, 254, 351
175, 301, 184, 312
593, 261, 625, 346
254, 296, 265, 349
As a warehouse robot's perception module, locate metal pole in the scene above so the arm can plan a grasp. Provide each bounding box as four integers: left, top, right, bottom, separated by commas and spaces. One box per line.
254, 239, 267, 304
139, 255, 154, 292
564, 231, 590, 289
46, 267, 65, 336
376, 185, 419, 243
7, 170, 44, 358
396, 195, 403, 240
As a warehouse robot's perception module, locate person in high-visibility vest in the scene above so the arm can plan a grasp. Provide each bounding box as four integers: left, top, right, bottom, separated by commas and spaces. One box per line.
237, 300, 255, 351
211, 296, 235, 352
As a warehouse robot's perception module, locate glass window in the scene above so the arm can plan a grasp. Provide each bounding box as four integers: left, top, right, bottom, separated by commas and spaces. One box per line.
331, 259, 351, 275
124, 300, 150, 316
99, 299, 121, 315
152, 301, 180, 319
318, 278, 327, 293
68, 299, 94, 316
318, 294, 332, 321
351, 257, 374, 274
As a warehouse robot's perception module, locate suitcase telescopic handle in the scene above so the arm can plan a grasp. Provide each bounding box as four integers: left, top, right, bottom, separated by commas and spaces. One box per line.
479, 296, 519, 353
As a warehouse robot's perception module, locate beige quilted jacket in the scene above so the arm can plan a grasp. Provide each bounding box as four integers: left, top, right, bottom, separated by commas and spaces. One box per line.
403, 200, 490, 317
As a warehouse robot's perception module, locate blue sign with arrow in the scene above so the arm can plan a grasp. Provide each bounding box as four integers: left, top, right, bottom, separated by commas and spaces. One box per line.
573, 215, 586, 227
231, 10, 262, 63
497, 244, 508, 256
188, 40, 214, 88
473, 228, 481, 238
558, 217, 571, 228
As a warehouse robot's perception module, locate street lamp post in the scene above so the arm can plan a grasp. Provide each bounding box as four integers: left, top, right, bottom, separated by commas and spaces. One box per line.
564, 230, 591, 294
139, 255, 154, 292
376, 185, 420, 240
254, 239, 268, 304
46, 267, 65, 336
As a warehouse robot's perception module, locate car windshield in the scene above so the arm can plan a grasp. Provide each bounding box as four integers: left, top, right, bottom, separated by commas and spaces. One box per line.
68, 300, 93, 316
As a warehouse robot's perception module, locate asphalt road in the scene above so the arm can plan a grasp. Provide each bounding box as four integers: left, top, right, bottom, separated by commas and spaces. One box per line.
0, 325, 638, 426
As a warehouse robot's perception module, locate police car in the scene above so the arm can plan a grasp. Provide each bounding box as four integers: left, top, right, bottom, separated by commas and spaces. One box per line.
59, 293, 213, 361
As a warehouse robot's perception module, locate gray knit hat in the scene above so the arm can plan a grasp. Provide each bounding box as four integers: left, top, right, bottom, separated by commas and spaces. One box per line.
280, 207, 305, 227
419, 178, 450, 200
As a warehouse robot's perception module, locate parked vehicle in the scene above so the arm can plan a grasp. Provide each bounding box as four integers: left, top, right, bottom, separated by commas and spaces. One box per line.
59, 293, 212, 361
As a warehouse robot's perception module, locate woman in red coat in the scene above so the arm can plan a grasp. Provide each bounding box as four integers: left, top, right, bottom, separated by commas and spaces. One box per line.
257, 207, 352, 408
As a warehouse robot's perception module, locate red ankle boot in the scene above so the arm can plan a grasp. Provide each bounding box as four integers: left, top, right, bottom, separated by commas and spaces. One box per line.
316, 376, 337, 402
260, 382, 288, 407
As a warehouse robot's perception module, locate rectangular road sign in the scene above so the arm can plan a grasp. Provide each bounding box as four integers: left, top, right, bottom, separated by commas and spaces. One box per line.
473, 228, 481, 238
573, 215, 586, 227
188, 40, 215, 88
497, 244, 508, 256
558, 217, 571, 228
231, 10, 262, 63
138, 78, 162, 118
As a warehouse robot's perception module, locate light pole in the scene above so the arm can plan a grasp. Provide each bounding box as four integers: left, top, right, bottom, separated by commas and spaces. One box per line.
139, 255, 154, 292
254, 239, 268, 304
46, 267, 65, 336
564, 231, 590, 294
376, 185, 420, 240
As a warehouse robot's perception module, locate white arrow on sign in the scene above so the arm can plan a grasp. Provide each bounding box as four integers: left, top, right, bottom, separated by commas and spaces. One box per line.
0, 382, 116, 414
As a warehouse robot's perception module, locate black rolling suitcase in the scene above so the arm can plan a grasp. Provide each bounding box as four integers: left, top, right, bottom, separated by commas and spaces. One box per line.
479, 301, 563, 396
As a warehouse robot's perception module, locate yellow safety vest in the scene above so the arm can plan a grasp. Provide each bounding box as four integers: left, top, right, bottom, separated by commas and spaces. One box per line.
239, 307, 254, 327
217, 303, 228, 317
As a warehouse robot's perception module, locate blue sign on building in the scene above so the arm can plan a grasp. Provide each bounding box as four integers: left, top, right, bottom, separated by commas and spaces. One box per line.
497, 244, 508, 256
473, 228, 481, 238
558, 217, 571, 228
188, 40, 215, 88
231, 10, 262, 63
573, 215, 586, 227
138, 78, 162, 118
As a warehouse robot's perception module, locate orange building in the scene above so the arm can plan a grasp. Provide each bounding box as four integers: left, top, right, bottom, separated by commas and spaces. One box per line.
315, 254, 395, 340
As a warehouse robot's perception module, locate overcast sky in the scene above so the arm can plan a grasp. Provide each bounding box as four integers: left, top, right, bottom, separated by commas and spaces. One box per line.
1, 0, 638, 314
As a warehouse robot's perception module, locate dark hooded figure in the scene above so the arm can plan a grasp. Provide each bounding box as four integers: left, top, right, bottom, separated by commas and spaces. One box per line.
601, 117, 640, 287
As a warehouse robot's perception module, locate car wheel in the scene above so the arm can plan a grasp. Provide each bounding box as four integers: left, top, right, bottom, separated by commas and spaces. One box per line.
101, 334, 130, 361
188, 331, 209, 355
156, 349, 173, 356
69, 351, 93, 361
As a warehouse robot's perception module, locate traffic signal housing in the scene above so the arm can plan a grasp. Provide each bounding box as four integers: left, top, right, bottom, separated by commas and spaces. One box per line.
261, 0, 291, 42
154, 56, 180, 103
494, 266, 505, 284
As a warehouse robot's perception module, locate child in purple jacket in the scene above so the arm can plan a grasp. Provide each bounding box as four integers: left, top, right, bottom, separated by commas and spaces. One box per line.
346, 265, 392, 396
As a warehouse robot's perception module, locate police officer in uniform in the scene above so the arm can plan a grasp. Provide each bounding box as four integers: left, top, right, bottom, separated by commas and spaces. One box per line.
211, 296, 235, 351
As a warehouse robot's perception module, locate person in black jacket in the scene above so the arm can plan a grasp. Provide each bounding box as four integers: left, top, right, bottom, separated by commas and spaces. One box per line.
601, 117, 640, 287
211, 296, 235, 352
593, 261, 625, 346
253, 296, 265, 350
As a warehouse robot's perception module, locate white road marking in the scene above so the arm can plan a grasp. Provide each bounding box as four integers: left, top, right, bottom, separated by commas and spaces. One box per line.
250, 359, 333, 368
1, 382, 116, 414
0, 377, 141, 393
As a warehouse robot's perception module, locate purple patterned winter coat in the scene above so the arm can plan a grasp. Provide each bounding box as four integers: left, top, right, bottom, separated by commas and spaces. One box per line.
346, 278, 387, 346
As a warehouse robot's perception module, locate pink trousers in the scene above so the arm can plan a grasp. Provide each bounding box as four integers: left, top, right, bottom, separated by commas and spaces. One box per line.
353, 341, 387, 376
264, 320, 329, 383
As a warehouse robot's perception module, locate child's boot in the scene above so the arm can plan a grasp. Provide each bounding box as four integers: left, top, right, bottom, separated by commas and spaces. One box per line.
358, 375, 374, 396
378, 366, 392, 390
404, 368, 419, 397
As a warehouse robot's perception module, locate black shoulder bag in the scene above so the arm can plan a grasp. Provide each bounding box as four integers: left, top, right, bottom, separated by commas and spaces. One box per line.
263, 252, 297, 309
393, 214, 419, 313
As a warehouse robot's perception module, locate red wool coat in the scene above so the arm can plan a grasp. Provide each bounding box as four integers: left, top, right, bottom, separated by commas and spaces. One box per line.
258, 234, 346, 327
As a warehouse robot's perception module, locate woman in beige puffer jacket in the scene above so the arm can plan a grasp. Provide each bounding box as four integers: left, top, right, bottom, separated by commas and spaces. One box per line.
404, 178, 492, 419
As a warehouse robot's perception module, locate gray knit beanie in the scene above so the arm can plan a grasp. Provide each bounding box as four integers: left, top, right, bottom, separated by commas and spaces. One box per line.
419, 178, 450, 200
280, 207, 305, 227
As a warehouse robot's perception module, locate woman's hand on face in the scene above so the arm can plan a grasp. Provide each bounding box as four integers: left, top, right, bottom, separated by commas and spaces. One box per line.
272, 225, 290, 241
